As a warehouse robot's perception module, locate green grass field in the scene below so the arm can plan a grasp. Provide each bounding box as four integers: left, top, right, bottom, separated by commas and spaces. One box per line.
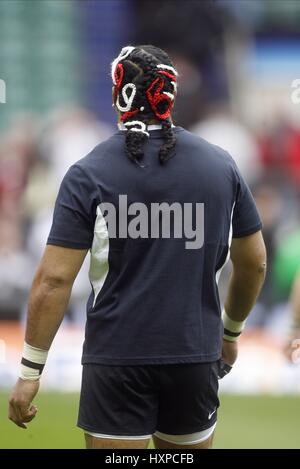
1, 393, 299, 448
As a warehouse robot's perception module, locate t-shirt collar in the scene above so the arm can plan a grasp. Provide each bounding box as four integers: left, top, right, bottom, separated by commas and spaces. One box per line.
118, 123, 175, 131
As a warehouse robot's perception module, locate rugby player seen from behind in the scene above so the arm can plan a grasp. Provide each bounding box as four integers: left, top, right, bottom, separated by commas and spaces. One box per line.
8, 45, 266, 449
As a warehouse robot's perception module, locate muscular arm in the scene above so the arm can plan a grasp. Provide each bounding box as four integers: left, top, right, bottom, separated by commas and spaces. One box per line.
220, 231, 266, 369
9, 245, 88, 428
26, 245, 88, 349
225, 230, 267, 322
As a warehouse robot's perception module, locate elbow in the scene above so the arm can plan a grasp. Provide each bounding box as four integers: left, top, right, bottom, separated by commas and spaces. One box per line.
255, 258, 267, 283
231, 231, 267, 282
250, 241, 267, 274
233, 245, 267, 279
237, 252, 267, 280
35, 269, 70, 290
253, 243, 267, 278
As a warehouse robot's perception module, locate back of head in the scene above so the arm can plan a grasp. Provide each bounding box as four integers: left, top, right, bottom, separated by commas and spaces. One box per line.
111, 45, 178, 164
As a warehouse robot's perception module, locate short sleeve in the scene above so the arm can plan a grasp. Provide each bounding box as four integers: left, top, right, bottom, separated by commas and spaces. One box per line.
47, 164, 98, 249
232, 165, 262, 238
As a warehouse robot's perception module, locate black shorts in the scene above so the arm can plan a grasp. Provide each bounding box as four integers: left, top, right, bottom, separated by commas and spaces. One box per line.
77, 362, 219, 437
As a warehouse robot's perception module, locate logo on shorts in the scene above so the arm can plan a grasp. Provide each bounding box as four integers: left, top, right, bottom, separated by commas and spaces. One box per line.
208, 408, 217, 420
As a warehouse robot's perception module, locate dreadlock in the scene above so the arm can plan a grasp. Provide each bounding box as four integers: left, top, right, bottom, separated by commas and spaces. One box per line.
111, 45, 177, 164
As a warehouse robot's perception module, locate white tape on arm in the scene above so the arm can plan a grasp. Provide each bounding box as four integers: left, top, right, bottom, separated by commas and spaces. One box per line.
222, 310, 246, 342
20, 342, 48, 381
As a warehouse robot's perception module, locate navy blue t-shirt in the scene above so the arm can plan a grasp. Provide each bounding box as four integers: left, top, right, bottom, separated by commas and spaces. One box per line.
47, 127, 262, 365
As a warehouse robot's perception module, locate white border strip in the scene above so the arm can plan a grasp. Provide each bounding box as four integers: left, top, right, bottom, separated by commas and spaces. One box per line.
154, 422, 217, 445
215, 202, 235, 284
86, 431, 151, 440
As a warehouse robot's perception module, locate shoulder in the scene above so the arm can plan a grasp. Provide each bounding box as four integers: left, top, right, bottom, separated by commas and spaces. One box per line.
78, 133, 122, 167
65, 132, 123, 181
178, 127, 235, 169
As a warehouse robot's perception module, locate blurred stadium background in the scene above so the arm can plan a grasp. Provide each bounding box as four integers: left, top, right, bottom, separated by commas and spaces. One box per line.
1, 0, 300, 448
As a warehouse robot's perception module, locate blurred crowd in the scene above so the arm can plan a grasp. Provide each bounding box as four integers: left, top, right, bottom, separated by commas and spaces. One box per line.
0, 108, 112, 321
1, 0, 300, 338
